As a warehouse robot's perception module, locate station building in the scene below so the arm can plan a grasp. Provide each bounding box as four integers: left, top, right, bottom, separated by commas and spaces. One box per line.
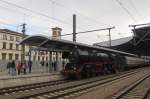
0, 27, 63, 72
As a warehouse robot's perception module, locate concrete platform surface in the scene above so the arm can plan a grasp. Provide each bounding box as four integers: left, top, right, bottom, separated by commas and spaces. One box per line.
0, 71, 63, 89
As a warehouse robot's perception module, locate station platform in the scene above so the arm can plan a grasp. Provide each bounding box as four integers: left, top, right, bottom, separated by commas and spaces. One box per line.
0, 70, 63, 89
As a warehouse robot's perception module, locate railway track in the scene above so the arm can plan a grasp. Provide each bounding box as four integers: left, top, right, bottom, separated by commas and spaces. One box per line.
0, 67, 148, 99
16, 68, 148, 99
0, 79, 69, 96
111, 73, 150, 99
29, 68, 149, 99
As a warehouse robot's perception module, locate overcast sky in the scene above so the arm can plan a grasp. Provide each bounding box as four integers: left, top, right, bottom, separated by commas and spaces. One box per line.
0, 0, 150, 44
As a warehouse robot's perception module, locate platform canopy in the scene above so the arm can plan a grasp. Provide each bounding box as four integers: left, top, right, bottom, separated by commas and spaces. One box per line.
20, 35, 137, 57
95, 26, 150, 56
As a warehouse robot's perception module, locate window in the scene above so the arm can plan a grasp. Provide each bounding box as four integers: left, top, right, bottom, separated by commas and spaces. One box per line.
16, 44, 19, 50
9, 43, 13, 50
2, 53, 6, 60
15, 54, 19, 60
3, 34, 7, 40
2, 42, 6, 49
9, 53, 13, 60
53, 31, 57, 36
10, 36, 14, 41
16, 37, 20, 42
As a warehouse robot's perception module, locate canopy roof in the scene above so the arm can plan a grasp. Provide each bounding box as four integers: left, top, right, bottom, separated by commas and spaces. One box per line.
95, 26, 150, 56
20, 35, 136, 57
94, 37, 132, 47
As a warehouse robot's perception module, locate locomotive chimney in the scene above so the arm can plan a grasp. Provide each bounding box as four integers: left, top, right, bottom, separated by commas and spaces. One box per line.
52, 27, 62, 40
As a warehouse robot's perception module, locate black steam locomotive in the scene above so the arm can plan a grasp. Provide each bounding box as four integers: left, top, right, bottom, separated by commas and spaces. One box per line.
62, 48, 149, 78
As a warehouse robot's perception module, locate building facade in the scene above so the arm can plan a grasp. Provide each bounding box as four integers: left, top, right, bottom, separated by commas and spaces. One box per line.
0, 29, 24, 61
0, 27, 63, 72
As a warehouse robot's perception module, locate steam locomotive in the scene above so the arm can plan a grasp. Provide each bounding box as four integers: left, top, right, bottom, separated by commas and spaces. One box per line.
62, 48, 149, 78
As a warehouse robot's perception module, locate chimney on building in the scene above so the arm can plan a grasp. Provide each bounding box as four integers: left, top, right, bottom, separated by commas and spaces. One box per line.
52, 27, 62, 40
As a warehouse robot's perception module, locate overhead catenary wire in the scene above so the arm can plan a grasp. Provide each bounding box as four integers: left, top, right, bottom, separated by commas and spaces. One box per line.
0, 16, 51, 33
0, 5, 29, 29
0, 0, 88, 31
49, 0, 86, 31
0, 3, 52, 30
0, 4, 63, 33
0, 4, 31, 17
0, 0, 73, 27
0, 16, 51, 34
48, 0, 110, 27
53, 27, 115, 37
115, 0, 137, 23
0, 20, 52, 35
0, 0, 129, 42
128, 0, 141, 17
0, 1, 114, 32
0, 21, 18, 28
0, 0, 72, 34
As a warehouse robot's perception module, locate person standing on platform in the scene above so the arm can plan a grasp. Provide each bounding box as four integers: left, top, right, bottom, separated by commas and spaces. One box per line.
54, 61, 57, 71
7, 61, 11, 74
52, 61, 54, 71
16, 61, 22, 75
62, 60, 65, 70
22, 60, 27, 74
46, 62, 48, 72
40, 61, 45, 72
10, 60, 16, 76
28, 60, 32, 73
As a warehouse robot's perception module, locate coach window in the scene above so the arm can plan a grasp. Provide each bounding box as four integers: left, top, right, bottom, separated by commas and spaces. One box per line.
2, 53, 6, 60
